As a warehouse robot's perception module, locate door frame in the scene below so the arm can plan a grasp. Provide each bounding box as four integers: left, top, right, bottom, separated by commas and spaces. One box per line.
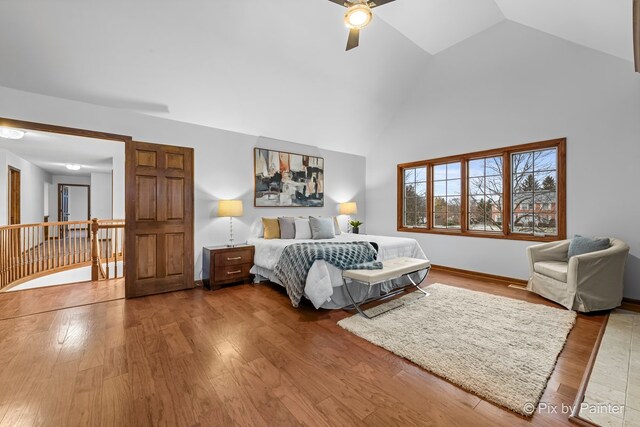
57, 183, 91, 221
0, 118, 132, 296
7, 166, 20, 225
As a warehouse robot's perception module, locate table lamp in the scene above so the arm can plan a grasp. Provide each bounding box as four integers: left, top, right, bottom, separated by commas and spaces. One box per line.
218, 200, 243, 247
339, 202, 358, 232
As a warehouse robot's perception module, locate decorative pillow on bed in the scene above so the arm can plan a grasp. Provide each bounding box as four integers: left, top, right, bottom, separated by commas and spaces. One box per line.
263, 217, 281, 239
333, 216, 342, 235
294, 218, 312, 239
278, 217, 296, 239
309, 216, 336, 239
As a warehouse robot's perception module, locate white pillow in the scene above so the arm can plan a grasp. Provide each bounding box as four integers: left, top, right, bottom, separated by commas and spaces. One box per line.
249, 218, 265, 238
333, 216, 342, 235
294, 218, 312, 239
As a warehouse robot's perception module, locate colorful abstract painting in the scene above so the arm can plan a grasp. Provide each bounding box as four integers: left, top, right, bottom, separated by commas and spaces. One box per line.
254, 148, 324, 207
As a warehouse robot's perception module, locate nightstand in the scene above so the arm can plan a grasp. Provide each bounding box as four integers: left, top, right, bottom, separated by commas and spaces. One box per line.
202, 245, 255, 290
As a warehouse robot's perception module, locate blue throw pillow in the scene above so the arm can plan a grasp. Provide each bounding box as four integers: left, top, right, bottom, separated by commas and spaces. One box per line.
309, 216, 336, 240
568, 235, 610, 258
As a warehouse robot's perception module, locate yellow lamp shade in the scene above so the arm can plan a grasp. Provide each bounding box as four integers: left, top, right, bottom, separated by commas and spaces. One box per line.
218, 200, 243, 217
339, 202, 358, 215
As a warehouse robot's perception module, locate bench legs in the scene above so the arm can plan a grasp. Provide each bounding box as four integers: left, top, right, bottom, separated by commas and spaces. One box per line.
343, 267, 431, 319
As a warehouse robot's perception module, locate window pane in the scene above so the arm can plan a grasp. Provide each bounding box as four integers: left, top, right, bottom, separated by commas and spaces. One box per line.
485, 175, 502, 194
433, 181, 446, 196
447, 197, 461, 213
512, 213, 534, 233
447, 162, 461, 179
404, 169, 415, 183
486, 157, 503, 175
405, 184, 416, 197
447, 179, 461, 196
415, 182, 427, 197
535, 171, 556, 191
535, 149, 557, 171
433, 164, 447, 180
415, 168, 427, 182
434, 197, 447, 212
535, 214, 557, 235
514, 173, 536, 192
433, 212, 447, 228
512, 152, 533, 174
447, 213, 461, 228
468, 159, 485, 178
468, 177, 484, 195
404, 211, 416, 227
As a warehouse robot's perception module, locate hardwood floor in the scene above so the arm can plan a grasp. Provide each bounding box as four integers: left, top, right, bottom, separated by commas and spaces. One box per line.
0, 278, 124, 320
0, 271, 605, 426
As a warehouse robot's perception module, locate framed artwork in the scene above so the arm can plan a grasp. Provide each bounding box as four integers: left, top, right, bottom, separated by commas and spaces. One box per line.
254, 148, 324, 207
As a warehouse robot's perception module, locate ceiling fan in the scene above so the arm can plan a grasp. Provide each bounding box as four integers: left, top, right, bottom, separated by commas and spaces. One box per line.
328, 0, 396, 51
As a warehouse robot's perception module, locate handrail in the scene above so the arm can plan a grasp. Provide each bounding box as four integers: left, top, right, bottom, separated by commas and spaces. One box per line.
0, 219, 125, 290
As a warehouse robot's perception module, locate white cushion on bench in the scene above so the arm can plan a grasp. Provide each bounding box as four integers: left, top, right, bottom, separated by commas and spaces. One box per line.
343, 257, 430, 285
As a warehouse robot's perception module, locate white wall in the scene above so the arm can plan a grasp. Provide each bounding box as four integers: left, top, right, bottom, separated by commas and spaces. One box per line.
48, 175, 91, 222
366, 21, 640, 299
0, 148, 52, 225
0, 86, 366, 281
90, 172, 113, 219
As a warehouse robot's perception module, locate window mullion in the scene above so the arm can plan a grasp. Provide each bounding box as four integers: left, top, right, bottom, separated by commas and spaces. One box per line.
427, 163, 432, 230
461, 158, 468, 233
503, 152, 511, 237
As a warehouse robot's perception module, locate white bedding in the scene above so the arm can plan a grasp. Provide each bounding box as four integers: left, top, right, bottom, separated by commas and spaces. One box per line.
248, 234, 427, 308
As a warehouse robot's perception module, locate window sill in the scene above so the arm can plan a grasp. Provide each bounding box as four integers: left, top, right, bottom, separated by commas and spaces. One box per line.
397, 227, 564, 242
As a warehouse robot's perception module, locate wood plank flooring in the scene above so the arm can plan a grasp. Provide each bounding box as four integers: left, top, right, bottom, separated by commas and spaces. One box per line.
0, 278, 124, 320
0, 270, 605, 426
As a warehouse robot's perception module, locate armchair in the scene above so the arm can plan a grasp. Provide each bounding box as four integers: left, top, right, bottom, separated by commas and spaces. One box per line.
527, 238, 629, 312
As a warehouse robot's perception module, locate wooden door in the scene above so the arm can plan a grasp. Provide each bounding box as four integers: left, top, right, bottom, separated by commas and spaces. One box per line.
125, 141, 194, 298
8, 167, 20, 225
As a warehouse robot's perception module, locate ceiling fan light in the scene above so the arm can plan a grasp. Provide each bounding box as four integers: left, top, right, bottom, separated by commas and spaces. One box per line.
344, 4, 372, 29
0, 127, 26, 139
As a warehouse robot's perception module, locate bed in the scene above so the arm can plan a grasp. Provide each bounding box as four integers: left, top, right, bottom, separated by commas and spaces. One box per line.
248, 233, 428, 309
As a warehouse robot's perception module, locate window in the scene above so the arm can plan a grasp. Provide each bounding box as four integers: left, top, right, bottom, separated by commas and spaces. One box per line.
397, 138, 565, 242
468, 156, 503, 232
403, 166, 427, 227
433, 162, 461, 229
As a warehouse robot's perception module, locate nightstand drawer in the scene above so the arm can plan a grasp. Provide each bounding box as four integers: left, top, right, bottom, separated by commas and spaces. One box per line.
214, 248, 253, 266
214, 263, 252, 282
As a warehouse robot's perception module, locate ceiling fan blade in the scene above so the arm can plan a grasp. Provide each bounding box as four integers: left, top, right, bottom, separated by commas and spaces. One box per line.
634, 0, 639, 72
368, 0, 395, 8
346, 28, 360, 51
328, 0, 352, 7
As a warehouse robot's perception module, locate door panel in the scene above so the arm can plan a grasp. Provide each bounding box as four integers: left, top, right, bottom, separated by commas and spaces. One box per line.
8, 167, 20, 225
126, 141, 194, 298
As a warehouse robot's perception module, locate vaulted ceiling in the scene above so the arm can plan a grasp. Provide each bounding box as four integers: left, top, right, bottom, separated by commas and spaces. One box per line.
0, 1, 635, 155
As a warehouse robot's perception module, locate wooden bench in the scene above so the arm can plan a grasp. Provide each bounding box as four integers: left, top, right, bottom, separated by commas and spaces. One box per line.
342, 257, 431, 319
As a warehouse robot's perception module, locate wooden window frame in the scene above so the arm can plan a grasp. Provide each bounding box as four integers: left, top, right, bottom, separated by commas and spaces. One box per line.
397, 138, 566, 242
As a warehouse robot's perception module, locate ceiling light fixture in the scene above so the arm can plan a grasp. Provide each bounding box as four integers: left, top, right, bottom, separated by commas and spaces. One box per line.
344, 4, 373, 29
65, 164, 82, 171
0, 127, 26, 140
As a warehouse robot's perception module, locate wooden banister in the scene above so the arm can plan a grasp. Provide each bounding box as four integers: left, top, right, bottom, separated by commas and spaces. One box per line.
0, 219, 125, 291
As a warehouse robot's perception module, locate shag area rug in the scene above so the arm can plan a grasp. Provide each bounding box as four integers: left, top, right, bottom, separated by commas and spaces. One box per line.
337, 283, 576, 416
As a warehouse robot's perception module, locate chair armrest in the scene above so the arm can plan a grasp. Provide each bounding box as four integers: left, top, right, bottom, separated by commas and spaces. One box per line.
567, 243, 630, 309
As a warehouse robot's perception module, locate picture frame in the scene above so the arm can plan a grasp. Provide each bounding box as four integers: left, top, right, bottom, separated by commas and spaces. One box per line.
254, 148, 324, 207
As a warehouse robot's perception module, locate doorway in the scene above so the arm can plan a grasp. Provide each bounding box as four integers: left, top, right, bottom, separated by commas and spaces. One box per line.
0, 118, 195, 304
7, 166, 20, 225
